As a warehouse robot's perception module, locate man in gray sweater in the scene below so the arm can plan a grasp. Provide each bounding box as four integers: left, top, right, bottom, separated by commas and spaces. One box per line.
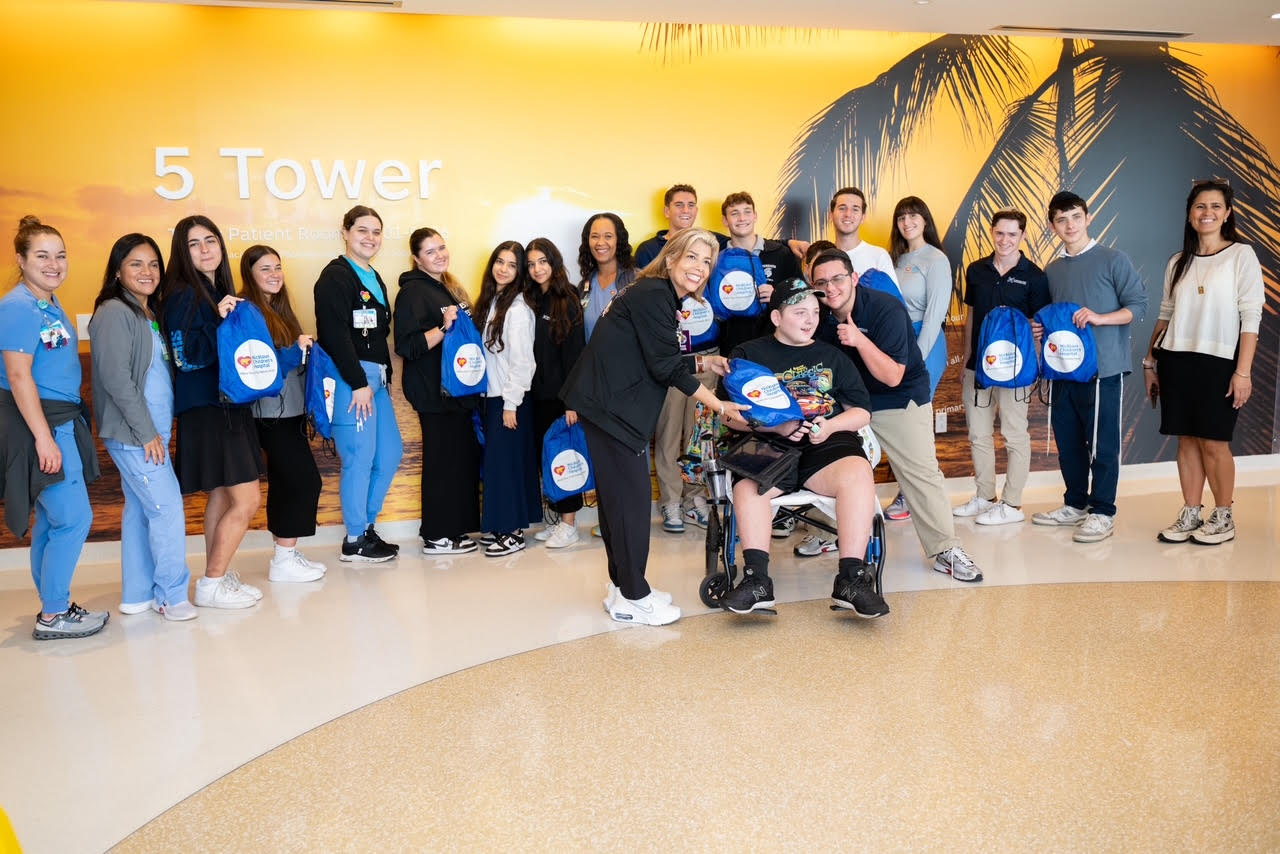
1030, 191, 1147, 543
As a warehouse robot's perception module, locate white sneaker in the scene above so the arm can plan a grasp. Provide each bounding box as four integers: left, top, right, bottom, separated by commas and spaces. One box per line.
932, 545, 983, 582
119, 600, 153, 615
794, 535, 837, 557
604, 582, 672, 612
293, 551, 328, 574
225, 570, 264, 600
953, 495, 997, 518
194, 575, 259, 609
609, 591, 681, 626
1158, 505, 1202, 543
1032, 505, 1088, 526
268, 549, 325, 583
1073, 513, 1115, 543
545, 522, 580, 549
151, 600, 198, 622
975, 502, 1025, 526
535, 525, 556, 542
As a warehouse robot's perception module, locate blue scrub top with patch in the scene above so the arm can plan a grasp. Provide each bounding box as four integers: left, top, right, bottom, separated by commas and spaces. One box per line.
0, 284, 81, 403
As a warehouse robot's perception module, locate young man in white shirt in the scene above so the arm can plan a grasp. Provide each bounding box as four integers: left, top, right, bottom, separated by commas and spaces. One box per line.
830, 187, 900, 287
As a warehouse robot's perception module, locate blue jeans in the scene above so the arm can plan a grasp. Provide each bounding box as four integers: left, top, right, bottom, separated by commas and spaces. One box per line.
32, 422, 93, 614
331, 361, 404, 537
1050, 375, 1122, 517
913, 319, 948, 400
105, 437, 192, 607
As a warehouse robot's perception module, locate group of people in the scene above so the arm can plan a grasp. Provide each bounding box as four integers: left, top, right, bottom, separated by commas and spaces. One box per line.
0, 177, 1262, 638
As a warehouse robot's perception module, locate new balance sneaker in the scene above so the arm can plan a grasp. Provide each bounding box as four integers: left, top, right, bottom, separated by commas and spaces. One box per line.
364, 525, 399, 555
975, 502, 1025, 526
545, 522, 580, 549
722, 573, 776, 614
932, 545, 983, 582
604, 583, 672, 613
1072, 513, 1114, 543
953, 495, 997, 518
831, 567, 889, 618
32, 603, 109, 640
341, 533, 397, 563
152, 600, 198, 622
794, 535, 837, 557
662, 504, 685, 534
269, 549, 325, 583
423, 535, 478, 555
771, 511, 796, 539
119, 600, 153, 615
194, 574, 259, 609
1158, 505, 1203, 543
485, 531, 526, 557
885, 492, 911, 521
1190, 506, 1235, 545
683, 497, 710, 530
609, 591, 681, 626
1032, 504, 1087, 526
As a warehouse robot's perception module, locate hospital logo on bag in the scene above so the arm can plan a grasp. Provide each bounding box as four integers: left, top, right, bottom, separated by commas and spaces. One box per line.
233, 340, 279, 390
549, 448, 590, 493
1043, 331, 1086, 373
981, 340, 1023, 383
678, 295, 719, 351
453, 343, 485, 387
716, 270, 758, 313
740, 375, 791, 409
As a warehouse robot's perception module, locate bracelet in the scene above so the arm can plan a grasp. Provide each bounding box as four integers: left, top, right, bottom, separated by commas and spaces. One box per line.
718, 403, 725, 418
1234, 371, 1251, 379
1141, 359, 1156, 369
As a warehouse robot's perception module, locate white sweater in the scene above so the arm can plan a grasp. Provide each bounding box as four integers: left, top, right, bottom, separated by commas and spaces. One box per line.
483, 295, 536, 410
1158, 243, 1263, 360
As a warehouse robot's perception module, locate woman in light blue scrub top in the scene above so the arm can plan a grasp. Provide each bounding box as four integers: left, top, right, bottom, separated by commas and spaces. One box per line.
89, 233, 195, 621
576, 212, 637, 340
0, 217, 104, 638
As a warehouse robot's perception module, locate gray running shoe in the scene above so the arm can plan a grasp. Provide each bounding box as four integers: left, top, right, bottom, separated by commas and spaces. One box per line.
33, 603, 108, 641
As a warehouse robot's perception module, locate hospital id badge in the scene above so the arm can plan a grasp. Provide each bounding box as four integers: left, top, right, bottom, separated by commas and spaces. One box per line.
352, 308, 377, 329
678, 328, 693, 353
40, 318, 70, 350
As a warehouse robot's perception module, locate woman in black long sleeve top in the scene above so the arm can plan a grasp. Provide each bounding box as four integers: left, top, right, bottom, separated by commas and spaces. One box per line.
526, 238, 587, 549
562, 228, 746, 626
393, 227, 481, 555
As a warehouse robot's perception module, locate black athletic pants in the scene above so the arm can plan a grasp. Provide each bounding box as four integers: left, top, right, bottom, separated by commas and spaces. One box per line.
581, 417, 652, 601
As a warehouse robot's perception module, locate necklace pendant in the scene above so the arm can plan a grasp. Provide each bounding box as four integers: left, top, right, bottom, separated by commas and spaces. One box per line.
1198, 285, 1205, 294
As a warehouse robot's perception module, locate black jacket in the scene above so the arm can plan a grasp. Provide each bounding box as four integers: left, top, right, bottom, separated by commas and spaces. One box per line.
561, 277, 699, 452
393, 269, 473, 415
532, 290, 586, 402
313, 256, 392, 391
0, 390, 100, 538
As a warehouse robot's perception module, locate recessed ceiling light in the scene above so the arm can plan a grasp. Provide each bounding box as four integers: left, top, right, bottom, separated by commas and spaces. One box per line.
916, 1, 930, 5
1272, 11, 1280, 18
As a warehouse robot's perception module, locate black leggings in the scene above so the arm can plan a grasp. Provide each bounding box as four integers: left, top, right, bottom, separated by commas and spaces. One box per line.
418, 410, 481, 540
581, 417, 652, 601
255, 415, 322, 538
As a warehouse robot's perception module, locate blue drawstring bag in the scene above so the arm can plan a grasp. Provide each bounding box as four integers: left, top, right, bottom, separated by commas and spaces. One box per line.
1034, 302, 1098, 382
218, 301, 283, 404
858, 268, 905, 302
723, 358, 805, 427
678, 295, 720, 351
441, 309, 487, 398
542, 416, 594, 502
304, 342, 339, 440
707, 247, 765, 319
976, 306, 1038, 389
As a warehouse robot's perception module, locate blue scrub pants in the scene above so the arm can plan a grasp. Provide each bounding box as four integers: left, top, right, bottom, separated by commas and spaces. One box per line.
331, 361, 403, 537
105, 436, 191, 607
32, 422, 92, 615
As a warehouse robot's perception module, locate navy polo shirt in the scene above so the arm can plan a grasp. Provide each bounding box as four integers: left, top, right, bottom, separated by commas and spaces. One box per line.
817, 285, 931, 411
963, 252, 1050, 371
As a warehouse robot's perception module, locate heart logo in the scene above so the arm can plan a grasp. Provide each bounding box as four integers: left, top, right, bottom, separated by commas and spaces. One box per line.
747, 390, 762, 399
324, 390, 332, 399
360, 290, 371, 302
985, 355, 997, 365
237, 355, 253, 368
553, 465, 566, 476
456, 357, 467, 367
680, 310, 691, 319
723, 284, 734, 294
1048, 342, 1058, 353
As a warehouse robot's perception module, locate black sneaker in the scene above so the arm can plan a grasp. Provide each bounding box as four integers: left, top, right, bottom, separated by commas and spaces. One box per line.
723, 573, 776, 614
365, 525, 399, 555
423, 536, 478, 555
831, 568, 888, 618
484, 531, 526, 557
341, 533, 396, 563
771, 510, 795, 539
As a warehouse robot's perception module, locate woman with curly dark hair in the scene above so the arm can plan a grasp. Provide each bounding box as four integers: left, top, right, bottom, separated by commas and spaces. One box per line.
526, 237, 587, 548
576, 212, 636, 340
474, 241, 541, 556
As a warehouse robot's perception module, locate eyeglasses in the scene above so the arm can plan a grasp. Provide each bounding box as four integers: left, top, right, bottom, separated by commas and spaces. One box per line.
811, 273, 850, 290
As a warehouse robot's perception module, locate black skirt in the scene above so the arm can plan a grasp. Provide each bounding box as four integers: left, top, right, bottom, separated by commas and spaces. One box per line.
176, 405, 265, 494
1157, 349, 1240, 442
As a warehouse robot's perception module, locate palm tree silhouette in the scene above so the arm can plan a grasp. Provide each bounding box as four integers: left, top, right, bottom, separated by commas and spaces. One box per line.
644, 27, 1280, 459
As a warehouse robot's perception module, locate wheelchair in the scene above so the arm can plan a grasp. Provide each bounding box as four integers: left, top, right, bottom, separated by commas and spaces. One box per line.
690, 424, 887, 613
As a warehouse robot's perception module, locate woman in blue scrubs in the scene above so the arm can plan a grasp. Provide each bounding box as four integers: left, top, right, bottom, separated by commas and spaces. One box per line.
0, 216, 105, 640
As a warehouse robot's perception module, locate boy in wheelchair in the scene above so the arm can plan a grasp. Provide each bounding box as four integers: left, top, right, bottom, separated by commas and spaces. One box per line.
720, 278, 889, 618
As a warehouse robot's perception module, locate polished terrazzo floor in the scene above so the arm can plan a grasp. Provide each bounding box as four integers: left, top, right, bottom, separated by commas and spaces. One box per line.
2, 466, 1279, 853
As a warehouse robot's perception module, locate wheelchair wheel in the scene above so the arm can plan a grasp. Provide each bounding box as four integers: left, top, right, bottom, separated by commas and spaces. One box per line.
704, 507, 722, 577
867, 514, 887, 594
699, 572, 729, 608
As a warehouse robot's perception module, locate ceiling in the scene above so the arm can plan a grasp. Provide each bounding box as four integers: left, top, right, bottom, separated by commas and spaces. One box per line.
122, 0, 1280, 45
